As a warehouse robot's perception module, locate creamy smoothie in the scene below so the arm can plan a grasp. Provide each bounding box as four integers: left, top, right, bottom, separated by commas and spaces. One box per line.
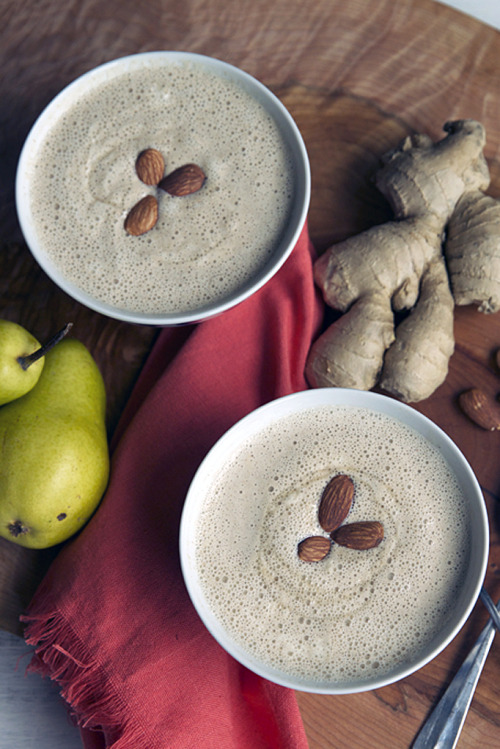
194, 405, 471, 684
26, 59, 295, 315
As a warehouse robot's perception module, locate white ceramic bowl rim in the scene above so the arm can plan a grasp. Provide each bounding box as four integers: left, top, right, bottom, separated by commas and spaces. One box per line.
16, 51, 311, 326
180, 388, 490, 694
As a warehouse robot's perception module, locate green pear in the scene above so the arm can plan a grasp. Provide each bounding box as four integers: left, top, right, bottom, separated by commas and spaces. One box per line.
0, 337, 109, 548
0, 320, 73, 406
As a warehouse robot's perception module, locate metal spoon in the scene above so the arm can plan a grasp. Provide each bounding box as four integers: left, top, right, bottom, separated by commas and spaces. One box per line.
412, 587, 499, 749
479, 587, 500, 631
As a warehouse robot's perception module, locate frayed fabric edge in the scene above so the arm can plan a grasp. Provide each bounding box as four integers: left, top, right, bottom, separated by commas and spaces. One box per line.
21, 605, 146, 749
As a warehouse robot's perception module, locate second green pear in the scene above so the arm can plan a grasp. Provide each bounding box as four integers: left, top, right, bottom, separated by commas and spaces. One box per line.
0, 319, 45, 406
0, 338, 110, 548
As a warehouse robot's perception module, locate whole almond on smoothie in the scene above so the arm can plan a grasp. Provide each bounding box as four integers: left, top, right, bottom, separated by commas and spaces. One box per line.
124, 195, 158, 236
135, 148, 165, 185
332, 521, 384, 550
318, 474, 354, 532
298, 536, 331, 562
159, 163, 206, 196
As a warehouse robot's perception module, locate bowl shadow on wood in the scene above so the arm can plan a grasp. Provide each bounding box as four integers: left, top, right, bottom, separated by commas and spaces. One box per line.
276, 85, 410, 253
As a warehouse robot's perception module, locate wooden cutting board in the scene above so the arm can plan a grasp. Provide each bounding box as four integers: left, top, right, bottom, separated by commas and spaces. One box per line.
1, 1, 500, 746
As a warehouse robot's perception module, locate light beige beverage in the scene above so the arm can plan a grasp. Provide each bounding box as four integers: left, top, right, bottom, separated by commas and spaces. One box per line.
194, 405, 471, 684
27, 59, 295, 315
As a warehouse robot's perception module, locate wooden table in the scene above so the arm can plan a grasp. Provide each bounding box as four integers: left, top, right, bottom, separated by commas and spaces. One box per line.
1, 1, 500, 746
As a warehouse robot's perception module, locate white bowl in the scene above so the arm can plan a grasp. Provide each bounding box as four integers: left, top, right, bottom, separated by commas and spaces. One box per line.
180, 389, 489, 694
16, 52, 310, 325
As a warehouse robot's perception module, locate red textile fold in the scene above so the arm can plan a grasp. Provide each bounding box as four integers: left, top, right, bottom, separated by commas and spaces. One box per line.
22, 224, 323, 748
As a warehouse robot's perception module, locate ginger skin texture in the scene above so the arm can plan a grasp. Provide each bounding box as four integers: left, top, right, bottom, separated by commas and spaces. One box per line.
378, 257, 455, 402
445, 190, 500, 313
307, 120, 489, 403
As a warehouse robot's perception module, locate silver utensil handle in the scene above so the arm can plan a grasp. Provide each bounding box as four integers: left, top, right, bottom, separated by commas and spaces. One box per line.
480, 588, 500, 631
412, 594, 498, 749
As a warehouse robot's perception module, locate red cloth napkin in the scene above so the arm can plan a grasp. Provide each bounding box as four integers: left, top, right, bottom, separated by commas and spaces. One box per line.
22, 224, 323, 749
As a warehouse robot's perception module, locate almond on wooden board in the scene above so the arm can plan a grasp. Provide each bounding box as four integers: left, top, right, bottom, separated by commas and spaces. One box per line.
318, 474, 354, 533
135, 148, 165, 186
332, 521, 384, 550
124, 195, 158, 236
297, 536, 331, 562
159, 163, 206, 196
458, 388, 500, 431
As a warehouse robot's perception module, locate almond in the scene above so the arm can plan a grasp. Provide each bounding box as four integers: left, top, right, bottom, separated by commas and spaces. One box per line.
159, 163, 206, 196
458, 388, 500, 431
297, 536, 331, 563
318, 474, 354, 533
135, 148, 165, 186
332, 521, 384, 550
124, 195, 158, 236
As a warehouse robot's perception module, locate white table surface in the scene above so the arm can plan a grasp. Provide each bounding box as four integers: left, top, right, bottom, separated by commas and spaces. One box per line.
1, 2, 499, 747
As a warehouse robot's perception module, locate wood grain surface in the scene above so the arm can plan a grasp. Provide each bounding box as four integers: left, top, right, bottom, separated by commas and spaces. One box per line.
1, 1, 500, 746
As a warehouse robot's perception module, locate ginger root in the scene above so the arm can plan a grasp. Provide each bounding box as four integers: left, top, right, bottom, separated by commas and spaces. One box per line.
306, 119, 490, 403
306, 293, 394, 391
445, 190, 500, 313
378, 257, 455, 402
375, 120, 489, 224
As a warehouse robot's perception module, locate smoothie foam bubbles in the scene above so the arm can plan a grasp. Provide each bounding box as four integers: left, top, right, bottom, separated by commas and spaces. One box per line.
17, 53, 309, 324
181, 390, 489, 693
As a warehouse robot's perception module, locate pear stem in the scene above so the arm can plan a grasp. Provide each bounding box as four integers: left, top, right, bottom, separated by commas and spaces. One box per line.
17, 323, 73, 371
